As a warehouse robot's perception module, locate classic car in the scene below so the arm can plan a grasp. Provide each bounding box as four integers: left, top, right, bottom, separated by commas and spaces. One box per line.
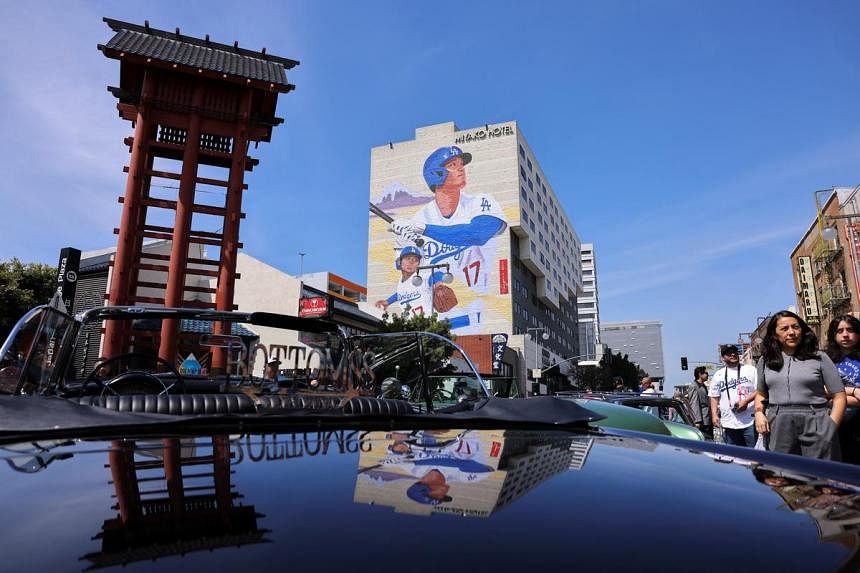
1, 303, 860, 572
556, 391, 706, 441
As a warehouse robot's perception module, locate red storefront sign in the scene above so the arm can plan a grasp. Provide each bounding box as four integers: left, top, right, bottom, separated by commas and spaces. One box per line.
299, 296, 328, 318
499, 259, 509, 294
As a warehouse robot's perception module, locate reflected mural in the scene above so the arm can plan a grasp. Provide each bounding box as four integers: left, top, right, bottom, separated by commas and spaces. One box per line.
354, 429, 592, 517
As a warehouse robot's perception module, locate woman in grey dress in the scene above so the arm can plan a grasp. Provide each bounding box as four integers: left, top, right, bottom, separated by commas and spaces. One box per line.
754, 310, 846, 460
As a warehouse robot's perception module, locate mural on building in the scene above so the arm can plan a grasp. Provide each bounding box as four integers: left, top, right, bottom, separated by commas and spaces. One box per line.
369, 142, 514, 335
354, 429, 506, 516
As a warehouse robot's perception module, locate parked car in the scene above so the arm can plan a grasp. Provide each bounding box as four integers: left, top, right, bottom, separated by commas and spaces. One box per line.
556, 391, 705, 441
555, 393, 673, 436
1, 304, 859, 572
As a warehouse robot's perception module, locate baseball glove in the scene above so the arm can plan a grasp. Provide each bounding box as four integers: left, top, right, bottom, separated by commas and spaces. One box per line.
432, 283, 458, 313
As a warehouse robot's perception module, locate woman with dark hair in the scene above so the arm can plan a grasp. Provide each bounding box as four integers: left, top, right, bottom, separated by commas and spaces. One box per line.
754, 310, 846, 460
826, 314, 860, 464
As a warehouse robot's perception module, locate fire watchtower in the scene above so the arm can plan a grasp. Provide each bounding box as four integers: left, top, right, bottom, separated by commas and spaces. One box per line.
98, 18, 298, 370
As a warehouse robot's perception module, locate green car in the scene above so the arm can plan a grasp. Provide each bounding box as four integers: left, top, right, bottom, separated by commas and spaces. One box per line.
556, 394, 705, 441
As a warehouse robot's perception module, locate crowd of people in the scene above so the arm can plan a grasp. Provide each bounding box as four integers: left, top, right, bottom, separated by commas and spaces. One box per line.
686, 310, 859, 464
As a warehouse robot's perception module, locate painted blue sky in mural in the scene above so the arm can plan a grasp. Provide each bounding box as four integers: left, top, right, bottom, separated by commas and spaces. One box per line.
1, 1, 859, 393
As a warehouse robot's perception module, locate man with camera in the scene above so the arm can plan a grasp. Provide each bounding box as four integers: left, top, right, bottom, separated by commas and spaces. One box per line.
709, 344, 758, 446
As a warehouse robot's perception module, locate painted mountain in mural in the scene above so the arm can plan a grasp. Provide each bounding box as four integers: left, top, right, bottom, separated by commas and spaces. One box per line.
372, 182, 432, 213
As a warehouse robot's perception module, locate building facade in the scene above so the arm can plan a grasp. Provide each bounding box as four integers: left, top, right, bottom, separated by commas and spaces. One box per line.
599, 320, 665, 387
790, 186, 860, 341
577, 243, 600, 361
367, 121, 584, 394
74, 245, 376, 377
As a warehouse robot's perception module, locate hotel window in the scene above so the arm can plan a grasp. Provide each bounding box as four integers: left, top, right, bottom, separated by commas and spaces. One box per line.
519, 144, 525, 159
527, 158, 533, 171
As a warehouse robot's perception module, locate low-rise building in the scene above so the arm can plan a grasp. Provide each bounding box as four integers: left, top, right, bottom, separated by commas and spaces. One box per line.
790, 186, 860, 341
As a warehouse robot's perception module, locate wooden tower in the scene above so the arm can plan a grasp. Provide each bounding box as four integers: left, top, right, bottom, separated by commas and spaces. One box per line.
98, 18, 297, 370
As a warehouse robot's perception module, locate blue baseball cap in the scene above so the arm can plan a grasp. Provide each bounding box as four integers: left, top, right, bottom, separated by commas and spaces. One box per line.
395, 245, 422, 270
406, 482, 452, 506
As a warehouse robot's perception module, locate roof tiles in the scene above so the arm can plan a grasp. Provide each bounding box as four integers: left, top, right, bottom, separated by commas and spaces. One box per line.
101, 19, 297, 87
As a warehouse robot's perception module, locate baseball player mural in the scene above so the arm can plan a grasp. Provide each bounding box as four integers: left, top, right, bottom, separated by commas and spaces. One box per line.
375, 246, 466, 328
369, 143, 511, 335
390, 146, 507, 294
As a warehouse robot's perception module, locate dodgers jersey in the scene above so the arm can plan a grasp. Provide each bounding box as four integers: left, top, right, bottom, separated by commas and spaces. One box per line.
837, 356, 860, 387
412, 192, 506, 294
389, 273, 434, 316
708, 364, 758, 429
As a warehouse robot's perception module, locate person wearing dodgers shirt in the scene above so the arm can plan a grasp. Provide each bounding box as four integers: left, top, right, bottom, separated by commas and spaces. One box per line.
709, 344, 758, 447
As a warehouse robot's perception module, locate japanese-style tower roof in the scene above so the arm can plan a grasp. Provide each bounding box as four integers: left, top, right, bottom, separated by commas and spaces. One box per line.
98, 17, 299, 92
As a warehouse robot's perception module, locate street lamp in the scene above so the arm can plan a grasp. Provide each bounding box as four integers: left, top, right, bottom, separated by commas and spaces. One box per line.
542, 352, 604, 391
542, 351, 604, 373
526, 327, 549, 393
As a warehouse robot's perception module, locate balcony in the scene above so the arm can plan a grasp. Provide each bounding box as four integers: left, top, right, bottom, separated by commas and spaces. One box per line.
820, 285, 852, 310
812, 240, 842, 265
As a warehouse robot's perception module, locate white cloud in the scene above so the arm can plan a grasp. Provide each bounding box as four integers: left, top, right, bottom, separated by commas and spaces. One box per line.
600, 226, 804, 298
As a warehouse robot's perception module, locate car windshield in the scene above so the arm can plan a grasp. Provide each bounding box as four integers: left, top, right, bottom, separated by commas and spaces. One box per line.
0, 305, 488, 416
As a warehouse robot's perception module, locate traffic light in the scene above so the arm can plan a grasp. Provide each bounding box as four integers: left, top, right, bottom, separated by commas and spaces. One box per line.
680, 356, 688, 371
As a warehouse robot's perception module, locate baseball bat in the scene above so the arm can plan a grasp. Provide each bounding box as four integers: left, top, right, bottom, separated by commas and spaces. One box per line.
369, 202, 424, 247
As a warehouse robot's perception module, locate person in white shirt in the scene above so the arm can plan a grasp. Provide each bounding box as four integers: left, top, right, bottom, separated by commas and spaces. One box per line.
641, 377, 658, 395
709, 344, 757, 447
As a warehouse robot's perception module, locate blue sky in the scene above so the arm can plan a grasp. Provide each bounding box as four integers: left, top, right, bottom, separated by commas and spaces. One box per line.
1, 1, 859, 394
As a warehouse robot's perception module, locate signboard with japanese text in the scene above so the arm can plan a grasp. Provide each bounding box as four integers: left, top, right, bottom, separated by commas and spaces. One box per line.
491, 333, 508, 373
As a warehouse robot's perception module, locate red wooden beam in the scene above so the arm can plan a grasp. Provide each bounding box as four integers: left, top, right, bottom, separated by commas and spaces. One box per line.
104, 71, 156, 359
122, 166, 248, 189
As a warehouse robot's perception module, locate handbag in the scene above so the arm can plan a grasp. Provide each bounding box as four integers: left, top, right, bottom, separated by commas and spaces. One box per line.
754, 433, 767, 451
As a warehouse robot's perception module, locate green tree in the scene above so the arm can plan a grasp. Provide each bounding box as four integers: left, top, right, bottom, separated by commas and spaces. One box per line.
370, 311, 457, 385
376, 310, 455, 340
0, 258, 56, 341
575, 351, 648, 391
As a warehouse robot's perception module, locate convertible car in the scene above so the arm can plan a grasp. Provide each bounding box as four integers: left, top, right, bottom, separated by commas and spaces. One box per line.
1, 303, 859, 572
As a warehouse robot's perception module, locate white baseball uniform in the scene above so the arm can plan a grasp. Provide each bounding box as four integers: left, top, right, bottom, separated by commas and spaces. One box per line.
411, 192, 506, 294
387, 273, 434, 316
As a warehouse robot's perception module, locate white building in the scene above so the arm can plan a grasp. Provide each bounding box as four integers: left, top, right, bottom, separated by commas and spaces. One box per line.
600, 320, 665, 387
368, 120, 585, 394
74, 245, 376, 377
577, 243, 600, 361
